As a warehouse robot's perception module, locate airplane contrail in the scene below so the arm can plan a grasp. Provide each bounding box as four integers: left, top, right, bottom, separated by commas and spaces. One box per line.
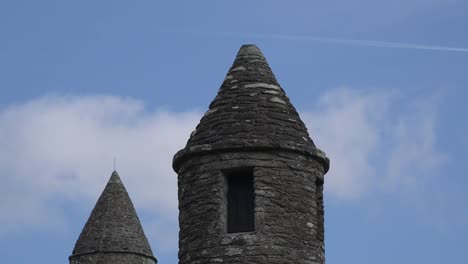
267, 34, 468, 53
199, 31, 468, 53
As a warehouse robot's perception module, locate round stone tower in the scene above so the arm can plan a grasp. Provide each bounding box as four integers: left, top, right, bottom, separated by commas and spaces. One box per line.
173, 45, 329, 264
70, 171, 157, 264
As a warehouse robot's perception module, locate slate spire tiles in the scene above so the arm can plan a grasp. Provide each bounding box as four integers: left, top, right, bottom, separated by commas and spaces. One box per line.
70, 170, 156, 261
173, 44, 329, 172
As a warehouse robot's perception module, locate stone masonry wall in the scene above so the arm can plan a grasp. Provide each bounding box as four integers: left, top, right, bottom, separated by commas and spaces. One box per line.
177, 150, 325, 264
69, 252, 156, 264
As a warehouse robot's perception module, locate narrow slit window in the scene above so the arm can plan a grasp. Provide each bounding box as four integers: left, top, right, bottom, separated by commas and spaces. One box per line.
226, 169, 255, 233
315, 177, 324, 242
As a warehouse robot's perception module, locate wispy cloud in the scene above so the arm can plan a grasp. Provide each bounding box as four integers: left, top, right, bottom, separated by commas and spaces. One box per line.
301, 89, 388, 199
302, 88, 446, 199
0, 95, 201, 237
267, 34, 468, 53
191, 31, 468, 53
0, 89, 447, 238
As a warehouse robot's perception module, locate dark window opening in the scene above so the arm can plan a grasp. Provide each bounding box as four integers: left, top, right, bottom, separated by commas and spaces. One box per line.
315, 177, 324, 242
226, 169, 255, 233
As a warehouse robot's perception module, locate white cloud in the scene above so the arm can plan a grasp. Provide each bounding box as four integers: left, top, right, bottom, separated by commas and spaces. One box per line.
0, 89, 446, 237
302, 88, 445, 199
0, 95, 201, 235
383, 98, 446, 188
302, 88, 388, 199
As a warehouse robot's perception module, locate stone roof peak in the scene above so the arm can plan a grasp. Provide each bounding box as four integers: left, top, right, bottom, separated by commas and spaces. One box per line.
173, 44, 329, 173
109, 170, 121, 183
238, 44, 263, 54
70, 170, 156, 261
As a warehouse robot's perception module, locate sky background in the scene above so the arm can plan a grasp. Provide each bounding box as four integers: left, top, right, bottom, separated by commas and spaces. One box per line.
1, 1, 467, 263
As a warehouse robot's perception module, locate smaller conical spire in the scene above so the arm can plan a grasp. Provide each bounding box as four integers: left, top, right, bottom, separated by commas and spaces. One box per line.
235, 44, 267, 59
70, 171, 156, 263
109, 170, 120, 183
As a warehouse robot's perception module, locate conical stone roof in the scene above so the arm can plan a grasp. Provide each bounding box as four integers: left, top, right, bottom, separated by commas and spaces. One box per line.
173, 44, 329, 172
70, 171, 156, 261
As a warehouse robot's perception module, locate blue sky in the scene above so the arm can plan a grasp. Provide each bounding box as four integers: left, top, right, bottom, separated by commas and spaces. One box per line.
1, 1, 467, 263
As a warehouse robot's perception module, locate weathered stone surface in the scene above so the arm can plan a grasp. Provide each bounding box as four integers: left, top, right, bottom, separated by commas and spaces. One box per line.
173, 44, 329, 173
173, 45, 328, 264
177, 151, 325, 264
69, 171, 157, 264
69, 252, 155, 264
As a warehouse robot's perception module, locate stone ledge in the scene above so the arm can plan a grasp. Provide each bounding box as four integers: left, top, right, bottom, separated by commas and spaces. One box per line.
69, 250, 157, 263
173, 144, 329, 175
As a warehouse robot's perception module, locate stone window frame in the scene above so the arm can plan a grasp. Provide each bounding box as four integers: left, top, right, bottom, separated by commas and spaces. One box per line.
221, 166, 257, 235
